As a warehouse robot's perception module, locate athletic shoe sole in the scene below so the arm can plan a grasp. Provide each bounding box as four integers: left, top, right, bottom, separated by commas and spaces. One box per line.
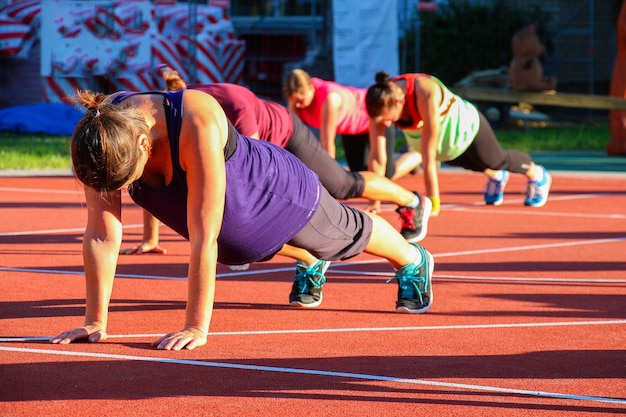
290, 293, 323, 308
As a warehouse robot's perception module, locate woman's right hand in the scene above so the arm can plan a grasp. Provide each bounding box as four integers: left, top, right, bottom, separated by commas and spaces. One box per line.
152, 326, 208, 351
51, 323, 108, 345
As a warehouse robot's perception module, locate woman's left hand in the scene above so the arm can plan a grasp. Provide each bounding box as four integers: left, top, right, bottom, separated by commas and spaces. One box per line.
120, 243, 167, 255
152, 326, 208, 351
364, 200, 382, 214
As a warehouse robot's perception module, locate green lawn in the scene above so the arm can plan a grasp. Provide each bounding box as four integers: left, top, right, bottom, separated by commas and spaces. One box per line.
495, 122, 610, 153
0, 122, 612, 170
0, 134, 72, 170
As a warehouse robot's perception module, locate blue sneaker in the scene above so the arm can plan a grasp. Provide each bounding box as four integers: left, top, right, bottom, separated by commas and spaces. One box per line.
388, 244, 434, 314
289, 260, 331, 308
484, 171, 510, 205
525, 166, 552, 207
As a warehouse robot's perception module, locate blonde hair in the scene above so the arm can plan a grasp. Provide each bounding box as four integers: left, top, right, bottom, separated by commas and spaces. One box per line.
283, 68, 312, 99
70, 90, 151, 192
365, 71, 403, 118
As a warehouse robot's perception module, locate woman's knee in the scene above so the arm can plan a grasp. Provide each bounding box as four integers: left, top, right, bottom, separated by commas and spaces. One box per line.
323, 171, 365, 200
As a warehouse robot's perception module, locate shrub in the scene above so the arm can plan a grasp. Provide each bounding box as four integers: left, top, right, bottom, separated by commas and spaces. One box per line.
402, 0, 553, 85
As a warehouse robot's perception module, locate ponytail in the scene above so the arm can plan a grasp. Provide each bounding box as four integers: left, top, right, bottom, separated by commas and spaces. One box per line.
70, 90, 149, 192
365, 71, 397, 118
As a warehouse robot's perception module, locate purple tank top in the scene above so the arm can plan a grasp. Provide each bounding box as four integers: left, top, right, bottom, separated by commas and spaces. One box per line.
113, 90, 321, 264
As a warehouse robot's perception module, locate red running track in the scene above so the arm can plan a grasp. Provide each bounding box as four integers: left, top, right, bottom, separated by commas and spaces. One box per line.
1, 170, 625, 416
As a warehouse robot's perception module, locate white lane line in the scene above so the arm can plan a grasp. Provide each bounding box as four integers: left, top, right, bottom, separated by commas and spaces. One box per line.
0, 266, 187, 281
1, 190, 625, 238
334, 270, 626, 283
450, 207, 626, 219
0, 227, 86, 237
2, 319, 625, 341
0, 187, 81, 194
430, 274, 626, 283
0, 345, 624, 405
432, 236, 626, 258
439, 191, 625, 211
5, 266, 625, 285
0, 223, 143, 237
2, 235, 625, 281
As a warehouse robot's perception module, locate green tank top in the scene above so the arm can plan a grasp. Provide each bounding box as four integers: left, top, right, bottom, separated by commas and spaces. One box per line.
395, 74, 480, 162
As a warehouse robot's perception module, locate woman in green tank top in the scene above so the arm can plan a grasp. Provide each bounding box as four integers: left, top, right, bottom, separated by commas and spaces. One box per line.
365, 71, 552, 214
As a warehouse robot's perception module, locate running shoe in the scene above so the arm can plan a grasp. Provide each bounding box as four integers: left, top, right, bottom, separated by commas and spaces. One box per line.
396, 193, 432, 243
524, 166, 552, 207
484, 170, 510, 205
388, 244, 434, 314
289, 259, 331, 308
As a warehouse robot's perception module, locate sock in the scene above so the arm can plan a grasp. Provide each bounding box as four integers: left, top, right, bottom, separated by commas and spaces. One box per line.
530, 165, 544, 182
411, 245, 423, 266
393, 246, 423, 274
407, 194, 420, 208
492, 170, 505, 181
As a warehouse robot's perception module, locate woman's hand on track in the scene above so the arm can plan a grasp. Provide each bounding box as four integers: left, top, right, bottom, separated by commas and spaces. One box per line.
364, 200, 382, 214
152, 326, 208, 351
51, 324, 108, 345
120, 243, 167, 255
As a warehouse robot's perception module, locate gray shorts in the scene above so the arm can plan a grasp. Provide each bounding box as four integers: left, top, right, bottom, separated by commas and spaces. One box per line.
288, 186, 373, 261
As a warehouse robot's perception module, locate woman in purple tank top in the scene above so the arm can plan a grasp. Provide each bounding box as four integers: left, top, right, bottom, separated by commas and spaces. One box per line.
122, 67, 431, 259
51, 87, 435, 351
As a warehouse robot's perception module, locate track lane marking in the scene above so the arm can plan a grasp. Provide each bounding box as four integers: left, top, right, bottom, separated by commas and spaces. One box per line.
2, 235, 625, 281
1, 345, 624, 405
2, 319, 626, 342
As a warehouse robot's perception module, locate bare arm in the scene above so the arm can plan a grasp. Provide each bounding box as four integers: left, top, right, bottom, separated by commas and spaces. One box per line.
367, 119, 389, 177
414, 76, 442, 203
287, 100, 298, 114
52, 187, 123, 344
152, 90, 228, 350
320, 92, 342, 158
364, 119, 390, 213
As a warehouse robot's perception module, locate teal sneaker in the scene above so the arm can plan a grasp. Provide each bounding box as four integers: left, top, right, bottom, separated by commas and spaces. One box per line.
388, 244, 434, 314
484, 171, 510, 205
289, 260, 331, 308
525, 166, 552, 207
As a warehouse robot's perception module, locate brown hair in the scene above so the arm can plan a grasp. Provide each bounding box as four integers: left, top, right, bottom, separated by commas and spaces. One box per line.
282, 68, 312, 99
365, 71, 402, 118
70, 90, 150, 192
160, 66, 187, 92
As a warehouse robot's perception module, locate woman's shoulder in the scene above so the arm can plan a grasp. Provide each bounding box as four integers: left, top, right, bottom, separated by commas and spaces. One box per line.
102, 91, 127, 105
182, 88, 222, 109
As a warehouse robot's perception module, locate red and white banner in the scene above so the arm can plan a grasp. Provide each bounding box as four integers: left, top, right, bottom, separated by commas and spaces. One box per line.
209, 0, 229, 9
1, 0, 40, 26
1, 0, 245, 103
0, 14, 30, 56
42, 76, 93, 104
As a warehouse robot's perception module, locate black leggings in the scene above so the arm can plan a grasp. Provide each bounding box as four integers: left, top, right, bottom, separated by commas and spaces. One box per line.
447, 113, 532, 174
285, 114, 366, 200
341, 125, 397, 178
